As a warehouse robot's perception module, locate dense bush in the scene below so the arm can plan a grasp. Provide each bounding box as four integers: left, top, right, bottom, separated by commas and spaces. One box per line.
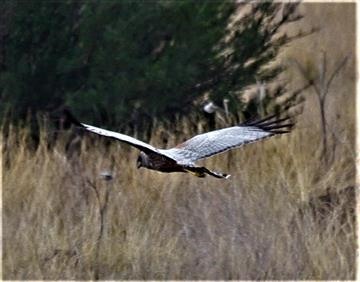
1, 2, 303, 129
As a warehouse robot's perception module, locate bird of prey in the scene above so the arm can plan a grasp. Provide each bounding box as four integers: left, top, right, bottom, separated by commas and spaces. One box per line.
65, 110, 293, 179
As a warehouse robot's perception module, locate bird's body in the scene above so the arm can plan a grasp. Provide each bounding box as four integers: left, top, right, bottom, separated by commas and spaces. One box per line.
65, 110, 293, 179
137, 151, 185, 173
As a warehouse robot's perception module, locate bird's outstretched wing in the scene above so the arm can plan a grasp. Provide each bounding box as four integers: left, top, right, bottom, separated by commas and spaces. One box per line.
64, 110, 162, 156
160, 114, 293, 164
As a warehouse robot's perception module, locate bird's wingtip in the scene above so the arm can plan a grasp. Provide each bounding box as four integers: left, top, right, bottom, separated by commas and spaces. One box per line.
62, 108, 83, 127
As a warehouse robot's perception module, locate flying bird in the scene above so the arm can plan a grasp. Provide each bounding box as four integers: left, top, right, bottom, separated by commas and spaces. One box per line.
64, 110, 293, 179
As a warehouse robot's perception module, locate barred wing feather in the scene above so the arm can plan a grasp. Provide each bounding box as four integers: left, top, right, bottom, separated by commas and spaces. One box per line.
161, 115, 293, 164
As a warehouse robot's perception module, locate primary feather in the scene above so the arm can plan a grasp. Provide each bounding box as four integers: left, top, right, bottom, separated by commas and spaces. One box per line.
161, 115, 293, 164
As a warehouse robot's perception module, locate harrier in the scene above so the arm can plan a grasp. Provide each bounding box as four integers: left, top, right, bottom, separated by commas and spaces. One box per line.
65, 110, 293, 179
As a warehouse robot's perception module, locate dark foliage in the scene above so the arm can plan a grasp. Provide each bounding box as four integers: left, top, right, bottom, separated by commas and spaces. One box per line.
1, 1, 304, 131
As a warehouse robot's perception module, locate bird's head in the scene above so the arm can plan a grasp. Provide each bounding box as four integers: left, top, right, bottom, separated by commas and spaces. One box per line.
136, 152, 149, 169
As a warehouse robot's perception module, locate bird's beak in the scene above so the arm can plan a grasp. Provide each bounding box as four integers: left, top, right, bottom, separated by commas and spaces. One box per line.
137, 162, 142, 169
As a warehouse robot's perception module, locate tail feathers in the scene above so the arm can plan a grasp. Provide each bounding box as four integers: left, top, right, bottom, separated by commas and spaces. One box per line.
206, 169, 231, 179
185, 167, 231, 179
184, 168, 206, 178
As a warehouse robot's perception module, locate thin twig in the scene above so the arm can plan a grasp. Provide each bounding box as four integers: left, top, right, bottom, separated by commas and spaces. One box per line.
86, 178, 106, 280
325, 55, 348, 94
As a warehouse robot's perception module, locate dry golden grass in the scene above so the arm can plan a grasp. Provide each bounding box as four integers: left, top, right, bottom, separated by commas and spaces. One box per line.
2, 112, 355, 280
1, 3, 356, 280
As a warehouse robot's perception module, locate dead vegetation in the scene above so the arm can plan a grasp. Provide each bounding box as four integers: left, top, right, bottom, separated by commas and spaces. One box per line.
2, 4, 356, 279
2, 110, 355, 279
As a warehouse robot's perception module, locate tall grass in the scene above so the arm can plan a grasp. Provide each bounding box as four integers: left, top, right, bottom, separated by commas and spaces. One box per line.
3, 114, 355, 280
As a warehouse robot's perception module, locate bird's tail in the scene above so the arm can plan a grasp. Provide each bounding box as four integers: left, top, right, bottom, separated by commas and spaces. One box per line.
185, 167, 230, 179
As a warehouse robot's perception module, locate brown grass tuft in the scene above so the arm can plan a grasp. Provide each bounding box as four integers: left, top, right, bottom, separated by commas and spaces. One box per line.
2, 112, 355, 280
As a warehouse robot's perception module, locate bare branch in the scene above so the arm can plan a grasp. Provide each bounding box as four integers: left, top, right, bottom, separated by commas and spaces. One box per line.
319, 51, 327, 95
325, 55, 349, 95
291, 58, 321, 97
290, 58, 312, 82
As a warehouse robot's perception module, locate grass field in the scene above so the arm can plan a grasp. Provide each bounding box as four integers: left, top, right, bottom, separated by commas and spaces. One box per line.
1, 2, 356, 280
2, 109, 355, 280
